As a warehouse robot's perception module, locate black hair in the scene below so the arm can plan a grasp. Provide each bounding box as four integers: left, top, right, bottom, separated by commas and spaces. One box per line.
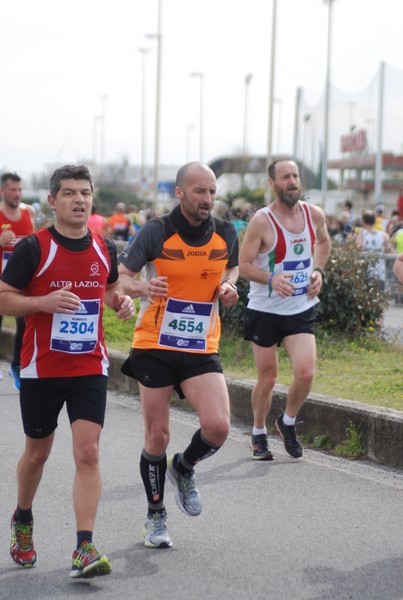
1, 172, 21, 185
49, 164, 93, 197
362, 210, 376, 226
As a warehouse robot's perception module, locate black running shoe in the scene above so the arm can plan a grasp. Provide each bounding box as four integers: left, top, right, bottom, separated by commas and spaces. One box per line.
250, 434, 274, 460
275, 413, 303, 458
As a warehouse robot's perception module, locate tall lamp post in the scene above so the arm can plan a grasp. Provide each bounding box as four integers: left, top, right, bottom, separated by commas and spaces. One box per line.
273, 97, 282, 154
322, 0, 336, 200
92, 114, 101, 166
137, 47, 151, 181
147, 0, 162, 209
266, 0, 277, 168
186, 124, 196, 162
189, 72, 204, 161
242, 73, 253, 188
302, 113, 311, 188
98, 94, 108, 178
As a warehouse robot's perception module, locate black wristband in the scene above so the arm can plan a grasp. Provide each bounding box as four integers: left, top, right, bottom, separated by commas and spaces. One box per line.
313, 267, 326, 282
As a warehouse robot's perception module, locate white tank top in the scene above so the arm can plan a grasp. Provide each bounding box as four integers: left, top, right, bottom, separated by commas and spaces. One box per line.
362, 229, 386, 281
247, 202, 319, 316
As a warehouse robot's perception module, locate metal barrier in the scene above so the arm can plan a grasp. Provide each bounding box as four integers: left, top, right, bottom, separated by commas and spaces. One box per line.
385, 254, 402, 299
382, 254, 403, 343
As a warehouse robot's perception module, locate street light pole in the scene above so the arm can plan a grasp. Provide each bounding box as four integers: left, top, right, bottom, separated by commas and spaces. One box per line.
186, 124, 196, 162
137, 47, 151, 181
98, 94, 108, 178
302, 113, 311, 188
273, 97, 282, 154
322, 0, 336, 200
266, 0, 277, 169
147, 0, 162, 209
189, 72, 204, 161
92, 115, 101, 166
242, 73, 253, 188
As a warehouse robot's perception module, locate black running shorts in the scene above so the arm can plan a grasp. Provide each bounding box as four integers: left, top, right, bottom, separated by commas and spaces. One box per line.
19, 375, 108, 438
243, 307, 316, 348
121, 349, 223, 398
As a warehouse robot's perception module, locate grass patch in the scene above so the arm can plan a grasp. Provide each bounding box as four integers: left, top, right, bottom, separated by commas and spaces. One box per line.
2, 311, 402, 412
219, 331, 403, 412
102, 306, 136, 350
334, 421, 366, 459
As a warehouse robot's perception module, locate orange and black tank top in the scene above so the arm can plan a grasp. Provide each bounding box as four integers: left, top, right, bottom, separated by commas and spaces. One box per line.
120, 207, 238, 353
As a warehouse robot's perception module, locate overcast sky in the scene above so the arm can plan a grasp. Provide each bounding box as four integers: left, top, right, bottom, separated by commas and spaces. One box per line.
1, 0, 403, 181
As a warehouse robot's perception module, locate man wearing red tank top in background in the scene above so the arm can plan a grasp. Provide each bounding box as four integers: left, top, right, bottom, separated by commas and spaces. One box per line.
0, 172, 35, 388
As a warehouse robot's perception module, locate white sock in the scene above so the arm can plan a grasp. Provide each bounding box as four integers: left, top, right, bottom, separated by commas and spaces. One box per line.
283, 412, 296, 426
252, 426, 267, 436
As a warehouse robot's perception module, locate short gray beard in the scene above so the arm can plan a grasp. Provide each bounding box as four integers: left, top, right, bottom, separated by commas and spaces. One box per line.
280, 191, 300, 207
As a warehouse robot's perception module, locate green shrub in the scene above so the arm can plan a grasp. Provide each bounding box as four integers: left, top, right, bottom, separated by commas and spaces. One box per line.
315, 243, 388, 336
334, 420, 366, 458
313, 434, 334, 450
219, 277, 249, 336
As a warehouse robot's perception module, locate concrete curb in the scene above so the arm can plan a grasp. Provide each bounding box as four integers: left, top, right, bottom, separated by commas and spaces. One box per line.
1, 330, 402, 468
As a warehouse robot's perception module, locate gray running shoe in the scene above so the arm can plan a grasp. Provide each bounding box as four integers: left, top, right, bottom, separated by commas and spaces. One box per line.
142, 512, 172, 549
167, 454, 202, 516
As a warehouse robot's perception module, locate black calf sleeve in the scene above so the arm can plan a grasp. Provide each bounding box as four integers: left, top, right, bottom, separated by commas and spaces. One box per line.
140, 450, 167, 512
182, 428, 221, 469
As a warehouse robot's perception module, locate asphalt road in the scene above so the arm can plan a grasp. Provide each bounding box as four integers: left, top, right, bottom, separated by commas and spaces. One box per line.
0, 360, 402, 600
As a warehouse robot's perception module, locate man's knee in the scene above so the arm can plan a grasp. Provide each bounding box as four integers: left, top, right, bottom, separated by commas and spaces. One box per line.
294, 365, 315, 387
202, 415, 230, 446
257, 369, 277, 392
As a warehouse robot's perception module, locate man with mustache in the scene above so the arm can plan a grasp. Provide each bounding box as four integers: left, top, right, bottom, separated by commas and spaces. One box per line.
118, 161, 239, 548
239, 157, 330, 460
0, 172, 35, 387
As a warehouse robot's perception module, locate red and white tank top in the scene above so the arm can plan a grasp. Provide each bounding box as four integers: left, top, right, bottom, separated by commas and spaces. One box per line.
21, 229, 111, 378
247, 202, 319, 316
0, 206, 33, 273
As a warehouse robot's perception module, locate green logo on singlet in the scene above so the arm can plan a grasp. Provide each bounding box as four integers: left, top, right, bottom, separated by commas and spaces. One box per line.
294, 243, 304, 255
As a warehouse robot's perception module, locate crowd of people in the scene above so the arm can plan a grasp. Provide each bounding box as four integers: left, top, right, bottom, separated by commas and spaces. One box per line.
0, 159, 402, 580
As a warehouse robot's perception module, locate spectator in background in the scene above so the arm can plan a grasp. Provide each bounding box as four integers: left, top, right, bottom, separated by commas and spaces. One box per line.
393, 253, 403, 281
393, 253, 403, 304
392, 223, 403, 254
230, 207, 248, 237
326, 215, 343, 239
336, 211, 353, 244
0, 172, 35, 388
374, 204, 389, 232
397, 188, 403, 220
107, 202, 134, 241
355, 209, 391, 291
211, 199, 229, 220
386, 209, 402, 238
88, 205, 108, 235
341, 200, 355, 225
127, 204, 145, 234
